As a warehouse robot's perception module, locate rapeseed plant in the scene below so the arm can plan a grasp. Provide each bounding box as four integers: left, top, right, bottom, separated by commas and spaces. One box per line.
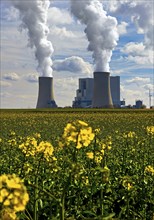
86, 152, 94, 159
122, 176, 133, 190
0, 208, 18, 220
147, 126, 154, 135
0, 174, 29, 213
145, 165, 154, 175
60, 120, 95, 149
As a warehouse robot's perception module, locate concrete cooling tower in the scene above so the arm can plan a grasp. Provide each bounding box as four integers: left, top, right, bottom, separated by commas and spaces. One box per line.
92, 72, 113, 108
36, 77, 57, 108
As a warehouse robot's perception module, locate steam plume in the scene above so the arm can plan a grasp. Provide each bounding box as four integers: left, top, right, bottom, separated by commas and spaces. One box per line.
70, 0, 119, 72
11, 0, 53, 77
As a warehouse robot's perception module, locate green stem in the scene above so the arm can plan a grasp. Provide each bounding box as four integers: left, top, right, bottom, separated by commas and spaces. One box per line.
28, 183, 58, 202
34, 176, 38, 220
100, 187, 104, 218
126, 191, 129, 220
60, 191, 65, 220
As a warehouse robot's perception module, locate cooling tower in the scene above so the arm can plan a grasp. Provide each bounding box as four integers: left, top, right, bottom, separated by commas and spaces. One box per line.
36, 77, 57, 108
92, 72, 113, 108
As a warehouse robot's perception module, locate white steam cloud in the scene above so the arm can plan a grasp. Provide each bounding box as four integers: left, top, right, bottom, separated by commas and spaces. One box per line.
10, 0, 54, 77
70, 0, 119, 72
108, 0, 154, 49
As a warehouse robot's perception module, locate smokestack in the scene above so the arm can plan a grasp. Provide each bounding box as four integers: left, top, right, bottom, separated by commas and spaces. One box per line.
92, 72, 113, 108
36, 77, 57, 108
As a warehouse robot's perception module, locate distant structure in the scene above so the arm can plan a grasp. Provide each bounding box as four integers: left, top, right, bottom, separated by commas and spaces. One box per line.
72, 78, 93, 108
120, 98, 126, 107
36, 77, 57, 108
110, 76, 120, 107
72, 76, 120, 108
135, 100, 143, 109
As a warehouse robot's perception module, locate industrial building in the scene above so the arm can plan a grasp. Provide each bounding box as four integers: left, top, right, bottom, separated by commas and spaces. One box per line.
72, 78, 94, 108
72, 76, 120, 108
110, 76, 120, 107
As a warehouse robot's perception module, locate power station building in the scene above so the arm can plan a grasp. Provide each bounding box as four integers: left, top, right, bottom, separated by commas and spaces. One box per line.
72, 76, 120, 108
110, 76, 120, 107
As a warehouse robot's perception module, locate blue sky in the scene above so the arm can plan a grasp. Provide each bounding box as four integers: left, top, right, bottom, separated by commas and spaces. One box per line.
0, 0, 154, 108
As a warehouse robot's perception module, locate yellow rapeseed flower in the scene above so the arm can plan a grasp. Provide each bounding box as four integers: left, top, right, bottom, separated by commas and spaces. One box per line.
124, 131, 136, 138
86, 152, 94, 159
146, 126, 154, 135
78, 120, 88, 126
37, 141, 54, 161
122, 176, 133, 190
0, 174, 29, 213
145, 165, 154, 175
0, 208, 18, 220
61, 120, 95, 149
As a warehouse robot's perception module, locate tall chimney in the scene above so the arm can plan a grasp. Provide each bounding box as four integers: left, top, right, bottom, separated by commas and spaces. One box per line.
92, 72, 113, 108
36, 77, 57, 108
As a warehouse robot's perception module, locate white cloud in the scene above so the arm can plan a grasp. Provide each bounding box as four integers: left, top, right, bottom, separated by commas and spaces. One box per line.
0, 92, 12, 98
122, 42, 153, 64
26, 73, 38, 83
50, 26, 76, 38
3, 72, 19, 81
126, 77, 150, 85
117, 21, 128, 35
127, 54, 153, 65
54, 77, 78, 107
111, 69, 124, 75
2, 6, 19, 22
48, 7, 73, 25
53, 56, 93, 75
0, 80, 12, 87
107, 1, 154, 48
120, 85, 147, 106
122, 42, 145, 55
143, 83, 153, 91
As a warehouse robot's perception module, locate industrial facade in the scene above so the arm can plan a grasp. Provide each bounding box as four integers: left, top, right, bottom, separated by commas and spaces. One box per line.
73, 76, 120, 108
72, 78, 94, 108
110, 76, 120, 107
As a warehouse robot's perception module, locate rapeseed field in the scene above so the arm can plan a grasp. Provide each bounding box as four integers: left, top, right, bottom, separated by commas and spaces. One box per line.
0, 109, 154, 220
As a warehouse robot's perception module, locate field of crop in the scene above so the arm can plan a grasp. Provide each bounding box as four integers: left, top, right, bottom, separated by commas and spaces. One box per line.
0, 109, 154, 220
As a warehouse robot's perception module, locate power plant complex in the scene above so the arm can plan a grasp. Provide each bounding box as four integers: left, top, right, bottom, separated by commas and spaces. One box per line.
73, 75, 120, 108
36, 72, 120, 108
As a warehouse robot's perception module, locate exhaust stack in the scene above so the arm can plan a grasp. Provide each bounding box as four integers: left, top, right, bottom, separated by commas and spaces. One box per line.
36, 77, 57, 108
92, 72, 113, 108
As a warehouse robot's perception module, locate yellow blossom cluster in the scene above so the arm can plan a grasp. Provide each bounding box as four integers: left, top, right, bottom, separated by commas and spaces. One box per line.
101, 136, 112, 151
37, 141, 55, 161
19, 137, 55, 161
19, 137, 38, 157
86, 152, 94, 159
146, 126, 154, 135
122, 176, 133, 190
124, 131, 136, 138
145, 165, 154, 175
0, 174, 29, 213
60, 120, 95, 149
0, 208, 18, 220
86, 151, 103, 164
